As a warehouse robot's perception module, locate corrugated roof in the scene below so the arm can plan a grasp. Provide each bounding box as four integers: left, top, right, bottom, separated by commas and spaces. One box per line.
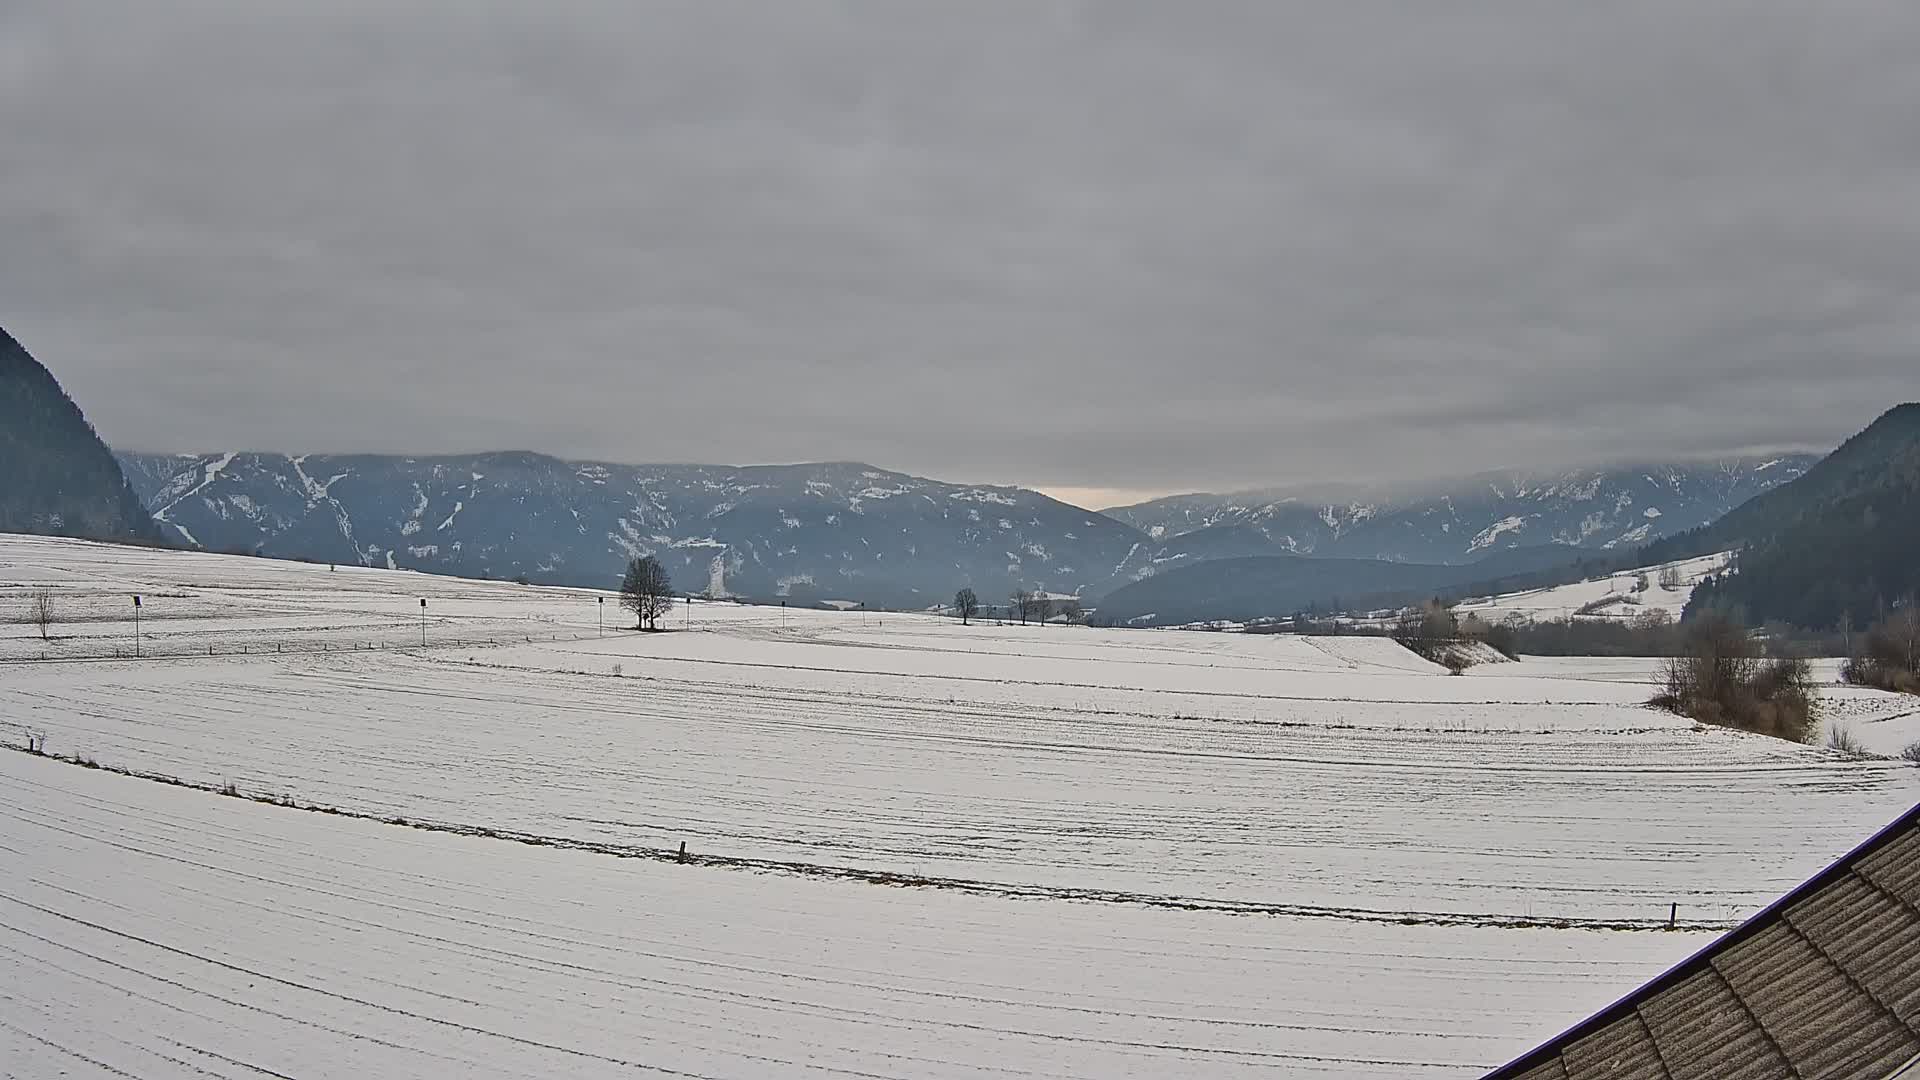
1485, 802, 1920, 1080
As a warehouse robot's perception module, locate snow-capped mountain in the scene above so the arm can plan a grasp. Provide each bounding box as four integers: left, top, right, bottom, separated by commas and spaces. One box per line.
114, 452, 1141, 607
114, 450, 1817, 606
1106, 458, 1816, 574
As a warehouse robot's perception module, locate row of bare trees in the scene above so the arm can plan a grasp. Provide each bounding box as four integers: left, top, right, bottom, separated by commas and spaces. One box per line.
952, 587, 1082, 626
1010, 589, 1083, 625
1842, 599, 1920, 694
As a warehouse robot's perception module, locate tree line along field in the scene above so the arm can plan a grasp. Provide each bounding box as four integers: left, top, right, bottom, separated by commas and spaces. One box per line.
4, 532, 1920, 1077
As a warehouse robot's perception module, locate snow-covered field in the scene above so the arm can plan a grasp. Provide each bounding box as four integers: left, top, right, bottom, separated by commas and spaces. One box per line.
2, 750, 1702, 1079
4, 533, 1918, 1077
1821, 673, 1920, 757
1502, 653, 1920, 760
1453, 552, 1730, 624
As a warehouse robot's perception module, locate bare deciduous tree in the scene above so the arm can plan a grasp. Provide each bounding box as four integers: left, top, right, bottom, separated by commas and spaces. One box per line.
620, 556, 675, 630
29, 588, 53, 641
1892, 598, 1920, 674
953, 587, 979, 625
1024, 592, 1055, 624
1845, 597, 1920, 694
1010, 589, 1033, 626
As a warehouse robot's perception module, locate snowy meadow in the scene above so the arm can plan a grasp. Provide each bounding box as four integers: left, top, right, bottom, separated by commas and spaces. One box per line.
3, 534, 1917, 1078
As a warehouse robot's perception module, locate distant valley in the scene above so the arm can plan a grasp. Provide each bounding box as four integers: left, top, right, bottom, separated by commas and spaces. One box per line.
117, 448, 1812, 609
0, 325, 1838, 613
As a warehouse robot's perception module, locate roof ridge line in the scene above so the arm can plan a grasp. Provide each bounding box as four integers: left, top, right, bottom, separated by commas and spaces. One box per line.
1483, 801, 1920, 1078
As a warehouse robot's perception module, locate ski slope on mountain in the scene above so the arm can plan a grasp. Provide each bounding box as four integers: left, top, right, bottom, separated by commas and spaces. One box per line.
4, 533, 1917, 1077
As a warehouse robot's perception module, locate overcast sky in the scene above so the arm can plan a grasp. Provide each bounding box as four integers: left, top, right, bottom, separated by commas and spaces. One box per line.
5, 2, 1917, 507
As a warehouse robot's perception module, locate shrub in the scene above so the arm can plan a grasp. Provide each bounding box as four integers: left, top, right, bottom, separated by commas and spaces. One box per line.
1396, 599, 1458, 641
1481, 620, 1521, 661
1394, 600, 1468, 666
1651, 614, 1818, 743
1825, 725, 1868, 758
1842, 611, 1920, 695
1902, 741, 1920, 765
1842, 655, 1920, 694
1843, 661, 1920, 691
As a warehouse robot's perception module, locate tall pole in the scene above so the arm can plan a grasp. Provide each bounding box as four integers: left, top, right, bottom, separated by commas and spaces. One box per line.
781, 600, 787, 629
685, 593, 691, 629
419, 598, 427, 647
133, 594, 141, 658
598, 596, 604, 637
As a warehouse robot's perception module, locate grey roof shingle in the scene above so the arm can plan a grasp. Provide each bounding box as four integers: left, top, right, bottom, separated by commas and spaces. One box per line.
1486, 803, 1920, 1080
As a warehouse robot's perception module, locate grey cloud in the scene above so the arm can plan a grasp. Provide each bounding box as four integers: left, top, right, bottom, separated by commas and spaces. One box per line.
3, 1, 1917, 497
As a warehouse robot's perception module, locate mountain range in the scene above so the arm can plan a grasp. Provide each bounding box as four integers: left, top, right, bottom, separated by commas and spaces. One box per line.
1103, 407, 1920, 629
117, 447, 1814, 609
115, 452, 1141, 608
1106, 459, 1815, 567
0, 322, 1842, 613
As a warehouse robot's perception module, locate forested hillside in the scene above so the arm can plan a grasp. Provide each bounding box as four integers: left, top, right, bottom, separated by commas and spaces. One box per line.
0, 327, 163, 544
1676, 404, 1920, 629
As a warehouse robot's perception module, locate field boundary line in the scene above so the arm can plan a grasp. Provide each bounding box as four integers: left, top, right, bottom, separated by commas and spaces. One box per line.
3, 742, 1737, 934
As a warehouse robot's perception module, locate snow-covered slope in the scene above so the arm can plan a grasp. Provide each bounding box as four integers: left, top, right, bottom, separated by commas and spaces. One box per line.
116, 452, 1141, 606
1107, 458, 1816, 569
1454, 552, 1732, 624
